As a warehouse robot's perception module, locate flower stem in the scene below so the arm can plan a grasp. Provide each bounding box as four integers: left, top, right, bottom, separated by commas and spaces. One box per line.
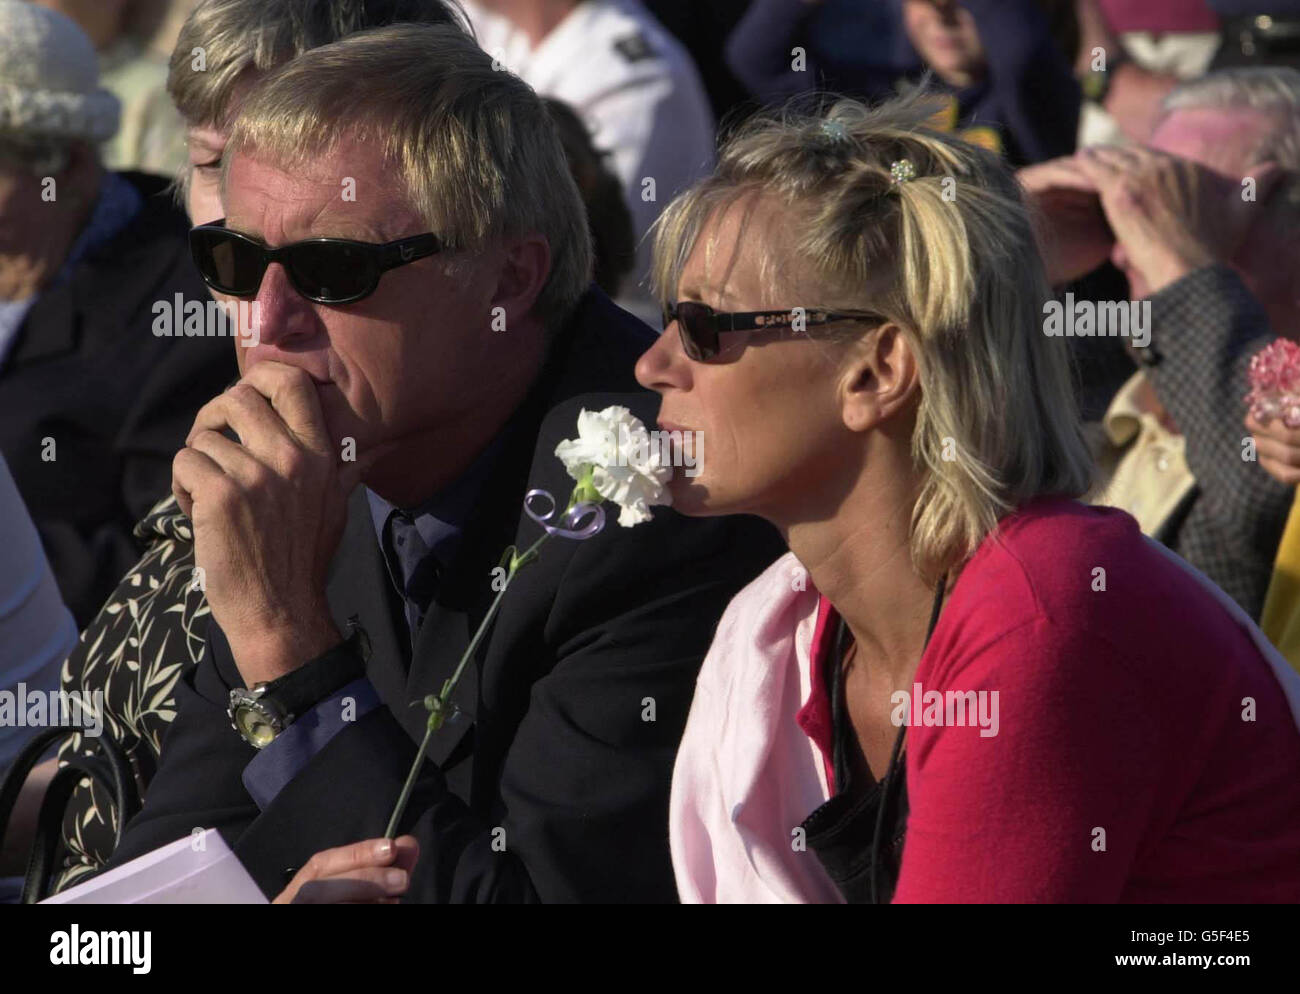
384, 528, 552, 839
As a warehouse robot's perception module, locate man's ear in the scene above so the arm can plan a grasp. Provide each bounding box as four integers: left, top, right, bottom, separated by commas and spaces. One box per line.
491, 232, 552, 327
840, 323, 921, 434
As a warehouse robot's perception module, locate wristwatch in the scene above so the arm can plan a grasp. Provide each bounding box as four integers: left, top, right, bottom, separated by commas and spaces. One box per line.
228, 622, 369, 748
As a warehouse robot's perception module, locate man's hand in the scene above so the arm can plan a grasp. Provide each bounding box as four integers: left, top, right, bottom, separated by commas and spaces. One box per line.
1018, 155, 1114, 286
171, 361, 377, 685
275, 836, 420, 904
1075, 145, 1278, 297
1246, 410, 1300, 487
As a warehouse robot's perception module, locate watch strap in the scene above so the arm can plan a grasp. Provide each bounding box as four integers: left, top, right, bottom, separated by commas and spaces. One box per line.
260, 624, 368, 719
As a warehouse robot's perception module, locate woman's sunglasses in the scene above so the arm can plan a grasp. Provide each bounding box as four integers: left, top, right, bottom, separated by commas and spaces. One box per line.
663, 300, 885, 361
189, 219, 442, 304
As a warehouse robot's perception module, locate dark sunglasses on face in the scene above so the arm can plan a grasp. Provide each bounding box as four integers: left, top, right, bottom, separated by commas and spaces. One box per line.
662, 300, 885, 361
189, 219, 442, 304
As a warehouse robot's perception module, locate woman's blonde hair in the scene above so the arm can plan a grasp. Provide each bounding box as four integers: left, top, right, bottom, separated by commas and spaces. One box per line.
652, 92, 1094, 582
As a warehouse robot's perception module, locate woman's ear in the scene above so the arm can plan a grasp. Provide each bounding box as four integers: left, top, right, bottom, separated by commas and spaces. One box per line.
840, 323, 921, 434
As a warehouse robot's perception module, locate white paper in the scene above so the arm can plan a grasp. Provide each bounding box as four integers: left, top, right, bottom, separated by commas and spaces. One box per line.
41, 828, 268, 904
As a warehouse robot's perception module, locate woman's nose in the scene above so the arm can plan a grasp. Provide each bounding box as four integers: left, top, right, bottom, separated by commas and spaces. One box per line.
635, 322, 692, 393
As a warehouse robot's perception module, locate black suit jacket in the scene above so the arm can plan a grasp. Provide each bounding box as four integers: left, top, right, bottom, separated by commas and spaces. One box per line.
0, 172, 237, 626
106, 287, 786, 902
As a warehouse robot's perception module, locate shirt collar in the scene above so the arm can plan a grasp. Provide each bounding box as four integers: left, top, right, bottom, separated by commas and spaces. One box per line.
1102, 370, 1157, 448
60, 171, 144, 278
365, 429, 509, 570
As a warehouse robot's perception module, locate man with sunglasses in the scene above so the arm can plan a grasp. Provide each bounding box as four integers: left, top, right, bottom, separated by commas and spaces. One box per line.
97, 24, 782, 904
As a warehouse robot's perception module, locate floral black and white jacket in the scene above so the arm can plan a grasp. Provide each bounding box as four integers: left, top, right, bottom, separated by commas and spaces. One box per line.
53, 494, 209, 893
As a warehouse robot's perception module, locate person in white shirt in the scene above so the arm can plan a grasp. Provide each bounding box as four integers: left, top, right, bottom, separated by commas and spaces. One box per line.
460, 0, 716, 324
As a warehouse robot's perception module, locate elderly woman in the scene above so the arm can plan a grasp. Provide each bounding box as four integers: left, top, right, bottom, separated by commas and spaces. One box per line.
34, 0, 188, 174
0, 0, 234, 629
641, 94, 1300, 903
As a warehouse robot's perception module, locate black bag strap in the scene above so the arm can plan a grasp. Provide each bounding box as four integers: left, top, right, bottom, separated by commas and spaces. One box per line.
0, 727, 78, 847
21, 757, 118, 903
0, 724, 141, 903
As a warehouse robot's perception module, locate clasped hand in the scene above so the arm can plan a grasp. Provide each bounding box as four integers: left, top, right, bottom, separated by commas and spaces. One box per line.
172, 361, 382, 685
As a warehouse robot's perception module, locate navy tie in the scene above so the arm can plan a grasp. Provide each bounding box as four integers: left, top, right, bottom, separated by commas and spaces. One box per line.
383, 509, 441, 646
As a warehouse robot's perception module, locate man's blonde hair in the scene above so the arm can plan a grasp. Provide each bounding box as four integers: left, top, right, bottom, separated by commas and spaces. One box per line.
652, 93, 1094, 581
221, 22, 592, 331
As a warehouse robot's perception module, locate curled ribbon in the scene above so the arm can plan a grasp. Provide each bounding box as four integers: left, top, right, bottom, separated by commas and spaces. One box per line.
524, 488, 606, 540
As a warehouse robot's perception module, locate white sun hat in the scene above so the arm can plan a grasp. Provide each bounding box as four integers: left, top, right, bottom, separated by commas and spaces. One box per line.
0, 0, 120, 145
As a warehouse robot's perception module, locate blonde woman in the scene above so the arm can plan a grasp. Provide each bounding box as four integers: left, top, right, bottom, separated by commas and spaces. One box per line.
640, 95, 1300, 903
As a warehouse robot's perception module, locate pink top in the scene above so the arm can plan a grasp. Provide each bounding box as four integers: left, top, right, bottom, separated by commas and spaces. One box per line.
795, 597, 841, 793
670, 498, 1300, 902
1097, 0, 1218, 34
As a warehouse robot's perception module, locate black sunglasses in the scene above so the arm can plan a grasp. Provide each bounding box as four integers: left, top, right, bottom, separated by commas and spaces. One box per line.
662, 301, 885, 361
189, 219, 442, 304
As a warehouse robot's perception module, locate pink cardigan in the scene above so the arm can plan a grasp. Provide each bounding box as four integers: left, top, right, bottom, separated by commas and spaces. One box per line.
669, 498, 1300, 903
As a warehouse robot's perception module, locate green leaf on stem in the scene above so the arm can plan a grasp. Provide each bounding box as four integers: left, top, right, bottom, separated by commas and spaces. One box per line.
510, 548, 540, 572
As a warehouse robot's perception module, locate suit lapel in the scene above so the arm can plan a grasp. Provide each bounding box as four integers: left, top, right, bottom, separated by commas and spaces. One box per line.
354, 287, 647, 765
405, 588, 476, 763
327, 487, 411, 726
403, 411, 542, 766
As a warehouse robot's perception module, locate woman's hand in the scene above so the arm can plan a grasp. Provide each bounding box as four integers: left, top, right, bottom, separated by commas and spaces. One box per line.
274, 836, 420, 904
1246, 411, 1300, 487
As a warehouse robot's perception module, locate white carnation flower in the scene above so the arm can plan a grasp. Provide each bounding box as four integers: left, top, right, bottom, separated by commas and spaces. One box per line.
554, 406, 672, 527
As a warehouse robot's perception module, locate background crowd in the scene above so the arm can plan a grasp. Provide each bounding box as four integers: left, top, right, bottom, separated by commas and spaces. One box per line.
1, 0, 1300, 903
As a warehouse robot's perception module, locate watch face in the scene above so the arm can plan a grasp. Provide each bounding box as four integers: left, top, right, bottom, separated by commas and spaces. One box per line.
233, 700, 284, 748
